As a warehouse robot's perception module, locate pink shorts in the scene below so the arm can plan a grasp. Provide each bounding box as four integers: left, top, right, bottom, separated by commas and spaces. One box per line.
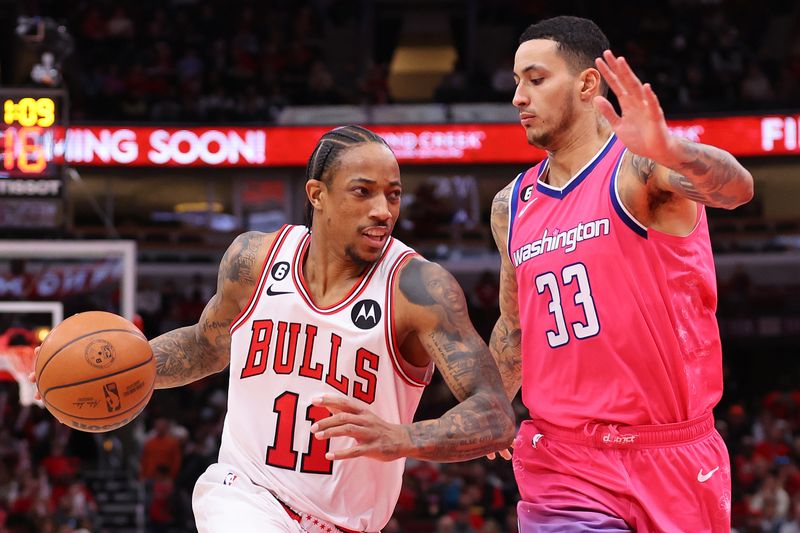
513, 413, 731, 532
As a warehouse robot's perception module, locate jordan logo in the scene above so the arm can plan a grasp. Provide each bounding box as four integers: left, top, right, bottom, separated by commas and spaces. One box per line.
697, 466, 719, 483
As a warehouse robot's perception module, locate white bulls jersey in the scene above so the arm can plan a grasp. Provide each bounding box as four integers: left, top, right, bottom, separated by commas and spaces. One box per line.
221, 225, 433, 532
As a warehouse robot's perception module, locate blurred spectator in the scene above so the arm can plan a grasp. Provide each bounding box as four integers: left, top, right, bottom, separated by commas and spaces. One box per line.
751, 475, 792, 523
148, 465, 176, 532
140, 418, 182, 482
7, 0, 792, 120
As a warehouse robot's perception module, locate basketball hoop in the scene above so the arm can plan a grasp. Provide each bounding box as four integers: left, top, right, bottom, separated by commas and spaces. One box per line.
0, 345, 42, 407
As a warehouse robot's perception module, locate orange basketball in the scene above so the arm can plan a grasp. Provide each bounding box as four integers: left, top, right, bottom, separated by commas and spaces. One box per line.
35, 311, 156, 433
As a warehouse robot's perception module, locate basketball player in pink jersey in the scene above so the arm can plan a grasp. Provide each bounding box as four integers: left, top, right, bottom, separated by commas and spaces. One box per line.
147, 125, 515, 533
488, 16, 754, 532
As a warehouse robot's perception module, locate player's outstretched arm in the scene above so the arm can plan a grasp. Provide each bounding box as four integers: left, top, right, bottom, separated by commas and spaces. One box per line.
489, 183, 522, 401
151, 231, 269, 389
397, 260, 515, 461
594, 50, 753, 209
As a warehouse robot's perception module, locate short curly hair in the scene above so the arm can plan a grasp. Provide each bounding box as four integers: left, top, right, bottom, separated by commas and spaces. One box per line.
519, 16, 610, 94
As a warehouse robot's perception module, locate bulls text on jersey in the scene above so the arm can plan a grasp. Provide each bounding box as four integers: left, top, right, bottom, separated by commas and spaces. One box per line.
240, 319, 379, 404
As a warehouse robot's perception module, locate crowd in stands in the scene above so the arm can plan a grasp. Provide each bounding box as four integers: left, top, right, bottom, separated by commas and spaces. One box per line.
15, 0, 800, 122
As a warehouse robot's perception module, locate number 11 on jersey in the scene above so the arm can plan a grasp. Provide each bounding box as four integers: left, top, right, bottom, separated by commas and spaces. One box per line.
535, 262, 600, 348
267, 391, 334, 475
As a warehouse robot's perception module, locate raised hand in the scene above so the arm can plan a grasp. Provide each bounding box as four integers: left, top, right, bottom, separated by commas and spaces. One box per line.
310, 395, 411, 462
593, 50, 674, 162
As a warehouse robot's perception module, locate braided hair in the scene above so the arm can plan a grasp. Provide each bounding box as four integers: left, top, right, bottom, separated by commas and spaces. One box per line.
304, 125, 390, 227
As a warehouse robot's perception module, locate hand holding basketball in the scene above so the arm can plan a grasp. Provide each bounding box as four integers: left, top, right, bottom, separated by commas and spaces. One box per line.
34, 311, 156, 433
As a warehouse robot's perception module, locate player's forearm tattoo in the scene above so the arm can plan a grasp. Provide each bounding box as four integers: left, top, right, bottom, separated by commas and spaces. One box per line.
152, 232, 264, 388
151, 323, 230, 388
635, 139, 752, 209
398, 259, 515, 461
668, 139, 748, 208
406, 391, 514, 462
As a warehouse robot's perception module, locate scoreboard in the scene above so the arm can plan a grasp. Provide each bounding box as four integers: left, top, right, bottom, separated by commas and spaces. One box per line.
1, 89, 65, 177
0, 89, 67, 231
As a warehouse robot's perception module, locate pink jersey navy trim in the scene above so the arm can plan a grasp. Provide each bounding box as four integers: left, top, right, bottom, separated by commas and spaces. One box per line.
609, 149, 648, 239
507, 171, 525, 260
536, 134, 617, 199
507, 164, 548, 260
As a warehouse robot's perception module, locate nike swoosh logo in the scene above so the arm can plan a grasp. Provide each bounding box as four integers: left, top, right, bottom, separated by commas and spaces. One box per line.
697, 466, 719, 483
518, 197, 537, 218
266, 285, 292, 296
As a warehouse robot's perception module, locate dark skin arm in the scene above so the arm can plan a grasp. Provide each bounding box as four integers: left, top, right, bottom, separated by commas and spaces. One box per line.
312, 258, 515, 463
151, 231, 271, 388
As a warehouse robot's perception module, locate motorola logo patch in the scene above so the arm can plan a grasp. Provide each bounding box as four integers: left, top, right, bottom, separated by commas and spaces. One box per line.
271, 261, 290, 281
351, 299, 381, 330
520, 185, 533, 202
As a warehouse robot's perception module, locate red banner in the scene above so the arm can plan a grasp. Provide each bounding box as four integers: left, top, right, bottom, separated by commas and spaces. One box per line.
42, 115, 800, 168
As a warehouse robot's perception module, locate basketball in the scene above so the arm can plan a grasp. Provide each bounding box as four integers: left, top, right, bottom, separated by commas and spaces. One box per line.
35, 311, 156, 433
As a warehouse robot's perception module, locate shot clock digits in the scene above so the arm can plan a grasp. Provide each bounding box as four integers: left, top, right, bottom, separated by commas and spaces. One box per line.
3, 97, 56, 128
1, 90, 64, 176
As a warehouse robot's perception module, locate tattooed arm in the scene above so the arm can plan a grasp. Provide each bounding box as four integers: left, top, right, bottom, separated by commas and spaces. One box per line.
396, 259, 515, 461
594, 50, 753, 211
311, 258, 515, 463
489, 182, 522, 400
151, 231, 270, 388
629, 140, 754, 210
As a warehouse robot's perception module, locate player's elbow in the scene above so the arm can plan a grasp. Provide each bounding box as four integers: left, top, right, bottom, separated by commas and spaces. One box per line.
737, 172, 755, 207
723, 170, 755, 210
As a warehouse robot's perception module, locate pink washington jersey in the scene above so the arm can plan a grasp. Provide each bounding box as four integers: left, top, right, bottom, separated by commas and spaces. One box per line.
221, 225, 433, 532
508, 134, 722, 428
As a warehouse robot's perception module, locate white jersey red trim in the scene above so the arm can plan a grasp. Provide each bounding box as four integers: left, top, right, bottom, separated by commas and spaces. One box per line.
219, 225, 433, 532
229, 225, 293, 335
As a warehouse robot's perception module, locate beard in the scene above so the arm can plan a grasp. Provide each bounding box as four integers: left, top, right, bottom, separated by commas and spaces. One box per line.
345, 244, 375, 269
526, 92, 576, 149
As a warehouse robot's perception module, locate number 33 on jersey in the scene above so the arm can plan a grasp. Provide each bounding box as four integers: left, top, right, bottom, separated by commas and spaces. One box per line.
508, 135, 722, 428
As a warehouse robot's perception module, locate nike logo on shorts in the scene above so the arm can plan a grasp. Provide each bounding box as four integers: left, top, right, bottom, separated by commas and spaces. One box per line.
697, 466, 719, 483
266, 285, 292, 296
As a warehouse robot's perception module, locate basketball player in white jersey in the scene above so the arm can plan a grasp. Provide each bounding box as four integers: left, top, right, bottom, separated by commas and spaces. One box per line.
147, 125, 516, 533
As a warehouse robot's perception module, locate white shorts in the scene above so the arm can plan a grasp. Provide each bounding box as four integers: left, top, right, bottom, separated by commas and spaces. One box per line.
192, 463, 366, 533
192, 463, 303, 533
